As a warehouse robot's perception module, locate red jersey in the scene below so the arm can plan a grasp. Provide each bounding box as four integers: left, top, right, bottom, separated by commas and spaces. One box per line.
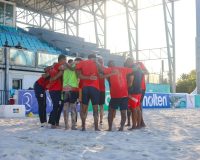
78, 79, 83, 89
76, 59, 99, 90
99, 65, 105, 92
37, 77, 49, 90
48, 63, 63, 91
99, 78, 105, 92
104, 67, 133, 98
141, 75, 146, 90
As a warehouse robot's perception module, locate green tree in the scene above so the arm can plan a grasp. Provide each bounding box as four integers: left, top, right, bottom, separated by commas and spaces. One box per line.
176, 70, 196, 93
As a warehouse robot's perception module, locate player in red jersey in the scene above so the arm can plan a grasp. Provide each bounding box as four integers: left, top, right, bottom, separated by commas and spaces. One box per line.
34, 66, 51, 127
136, 62, 148, 127
46, 54, 66, 129
76, 54, 101, 131
103, 60, 133, 131
97, 56, 105, 125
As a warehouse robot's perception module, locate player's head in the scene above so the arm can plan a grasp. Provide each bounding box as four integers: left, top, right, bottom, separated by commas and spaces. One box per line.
74, 57, 82, 64
88, 54, 96, 60
74, 57, 82, 62
58, 54, 66, 64
124, 57, 134, 67
136, 62, 148, 74
97, 56, 103, 65
107, 60, 115, 67
68, 59, 73, 64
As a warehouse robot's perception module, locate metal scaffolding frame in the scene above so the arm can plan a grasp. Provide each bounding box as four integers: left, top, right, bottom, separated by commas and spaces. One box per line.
162, 0, 175, 92
92, 0, 106, 48
11, 0, 177, 90
124, 0, 138, 60
196, 0, 200, 94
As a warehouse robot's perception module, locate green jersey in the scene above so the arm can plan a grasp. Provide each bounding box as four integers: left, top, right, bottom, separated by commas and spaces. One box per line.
63, 65, 78, 88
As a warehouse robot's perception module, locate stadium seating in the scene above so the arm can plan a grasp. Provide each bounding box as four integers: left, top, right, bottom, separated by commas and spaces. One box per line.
0, 25, 63, 54
0, 25, 125, 66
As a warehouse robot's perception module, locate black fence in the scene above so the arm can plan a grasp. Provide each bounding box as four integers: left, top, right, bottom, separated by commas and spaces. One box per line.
0, 90, 9, 105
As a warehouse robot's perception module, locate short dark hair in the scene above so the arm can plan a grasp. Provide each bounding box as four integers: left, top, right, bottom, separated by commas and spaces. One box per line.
107, 60, 115, 67
68, 59, 73, 64
124, 57, 134, 67
74, 57, 82, 61
58, 54, 66, 61
88, 54, 96, 59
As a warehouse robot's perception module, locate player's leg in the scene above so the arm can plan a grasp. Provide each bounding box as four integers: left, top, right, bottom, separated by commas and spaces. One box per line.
90, 87, 100, 131
80, 87, 89, 131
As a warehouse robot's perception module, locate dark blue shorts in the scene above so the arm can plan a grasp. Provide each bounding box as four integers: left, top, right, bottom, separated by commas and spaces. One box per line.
99, 91, 105, 105
63, 91, 79, 103
109, 97, 128, 110
82, 86, 100, 105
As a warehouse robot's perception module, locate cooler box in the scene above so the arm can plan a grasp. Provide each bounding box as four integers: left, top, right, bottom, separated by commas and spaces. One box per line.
0, 105, 26, 118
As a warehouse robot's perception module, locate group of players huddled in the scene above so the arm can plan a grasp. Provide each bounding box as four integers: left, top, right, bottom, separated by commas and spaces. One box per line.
34, 53, 148, 131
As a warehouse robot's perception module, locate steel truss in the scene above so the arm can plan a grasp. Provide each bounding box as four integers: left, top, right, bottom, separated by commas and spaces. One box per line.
13, 0, 177, 90
124, 0, 138, 60
196, 0, 200, 94
92, 0, 106, 48
162, 0, 175, 92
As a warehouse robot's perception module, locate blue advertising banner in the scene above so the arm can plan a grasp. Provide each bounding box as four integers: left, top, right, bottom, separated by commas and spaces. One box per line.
18, 90, 53, 114
169, 93, 187, 108
142, 93, 170, 108
18, 90, 192, 113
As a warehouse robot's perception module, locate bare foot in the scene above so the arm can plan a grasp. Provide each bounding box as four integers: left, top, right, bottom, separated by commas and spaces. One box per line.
118, 127, 124, 131
141, 122, 146, 128
51, 125, 56, 129
128, 126, 136, 130
71, 126, 77, 130
95, 128, 101, 131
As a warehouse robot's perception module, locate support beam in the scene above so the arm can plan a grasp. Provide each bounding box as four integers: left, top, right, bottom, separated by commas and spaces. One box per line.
124, 0, 138, 60
162, 0, 176, 93
65, 5, 79, 36
92, 0, 107, 48
196, 0, 200, 94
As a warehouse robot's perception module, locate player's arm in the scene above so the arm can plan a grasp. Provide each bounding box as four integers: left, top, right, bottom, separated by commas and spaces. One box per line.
142, 68, 149, 75
59, 63, 74, 71
127, 74, 134, 87
76, 70, 97, 80
50, 70, 64, 82
42, 72, 50, 78
97, 61, 104, 73
100, 67, 119, 78
99, 70, 119, 78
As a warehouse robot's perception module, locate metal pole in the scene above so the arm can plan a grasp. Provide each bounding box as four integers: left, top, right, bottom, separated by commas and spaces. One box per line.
135, 0, 138, 61
162, 0, 173, 92
4, 47, 9, 104
196, 0, 200, 94
125, 0, 133, 57
93, 0, 99, 46
172, 1, 176, 92
104, 0, 107, 49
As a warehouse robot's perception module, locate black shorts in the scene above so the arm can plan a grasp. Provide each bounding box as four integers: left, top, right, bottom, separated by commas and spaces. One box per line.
63, 91, 79, 103
82, 86, 100, 105
99, 91, 105, 105
109, 97, 128, 110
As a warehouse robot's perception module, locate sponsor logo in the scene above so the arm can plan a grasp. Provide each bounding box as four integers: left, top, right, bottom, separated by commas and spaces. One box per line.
22, 92, 33, 112
13, 108, 19, 113
143, 93, 169, 108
